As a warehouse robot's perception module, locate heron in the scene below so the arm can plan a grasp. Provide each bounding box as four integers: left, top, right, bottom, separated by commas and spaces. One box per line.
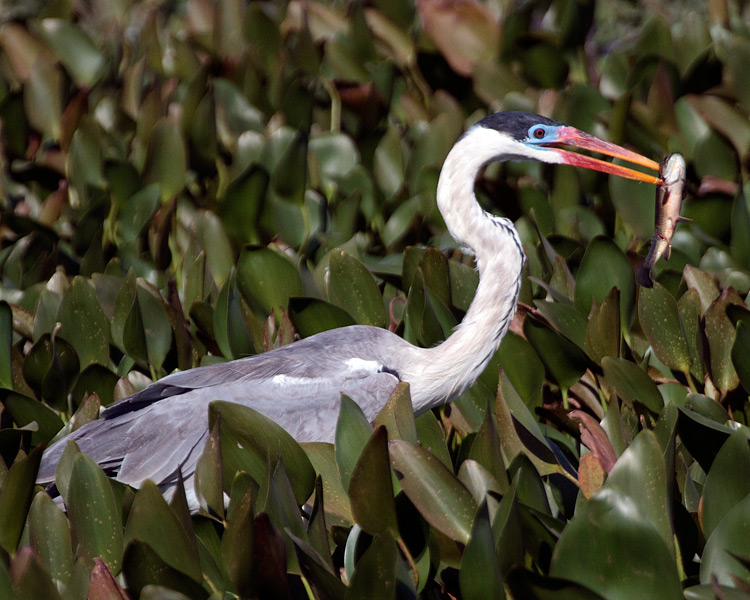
37, 111, 662, 510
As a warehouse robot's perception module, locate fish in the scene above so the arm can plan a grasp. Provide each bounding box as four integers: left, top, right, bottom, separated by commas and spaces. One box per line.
635, 152, 688, 288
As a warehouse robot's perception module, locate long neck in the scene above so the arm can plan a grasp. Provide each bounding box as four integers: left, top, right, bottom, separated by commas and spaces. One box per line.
405, 133, 526, 413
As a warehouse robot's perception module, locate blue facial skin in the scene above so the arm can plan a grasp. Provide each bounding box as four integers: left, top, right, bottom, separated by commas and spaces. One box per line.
525, 124, 561, 147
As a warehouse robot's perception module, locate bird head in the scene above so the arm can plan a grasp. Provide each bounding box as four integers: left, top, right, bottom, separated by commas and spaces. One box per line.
475, 111, 662, 185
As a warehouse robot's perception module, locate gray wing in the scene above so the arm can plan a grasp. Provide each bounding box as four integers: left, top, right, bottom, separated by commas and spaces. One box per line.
37, 326, 408, 499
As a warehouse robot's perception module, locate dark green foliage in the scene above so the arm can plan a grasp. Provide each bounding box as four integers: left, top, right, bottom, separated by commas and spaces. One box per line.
1, 0, 750, 598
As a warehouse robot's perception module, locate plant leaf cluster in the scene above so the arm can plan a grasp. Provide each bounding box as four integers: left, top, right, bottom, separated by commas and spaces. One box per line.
2, 0, 750, 598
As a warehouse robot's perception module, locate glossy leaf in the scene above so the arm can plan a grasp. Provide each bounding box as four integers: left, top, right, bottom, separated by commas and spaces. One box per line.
550, 488, 682, 599
28, 492, 74, 585
524, 315, 589, 391
288, 297, 356, 338
389, 440, 476, 544
700, 492, 750, 586
208, 401, 315, 506
601, 357, 664, 413
638, 283, 691, 372
56, 276, 109, 367
327, 250, 386, 327
236, 245, 304, 315
143, 119, 187, 201
0, 447, 43, 554
346, 532, 398, 600
460, 501, 504, 600
373, 382, 418, 444
335, 394, 373, 491
703, 290, 740, 394
0, 302, 12, 389
66, 452, 123, 574
349, 426, 398, 536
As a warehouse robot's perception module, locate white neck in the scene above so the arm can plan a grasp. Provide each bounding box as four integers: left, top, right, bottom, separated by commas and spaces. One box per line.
403, 128, 526, 413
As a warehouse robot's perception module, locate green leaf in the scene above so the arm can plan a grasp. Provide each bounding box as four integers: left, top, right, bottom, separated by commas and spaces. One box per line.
389, 440, 477, 544
143, 119, 187, 201
349, 426, 398, 536
122, 540, 209, 600
28, 492, 74, 585
221, 478, 255, 597
460, 501, 504, 600
236, 245, 304, 315
56, 276, 110, 367
335, 394, 373, 491
33, 19, 104, 86
0, 447, 43, 554
700, 492, 750, 586
575, 236, 635, 328
585, 287, 620, 364
194, 416, 224, 519
733, 321, 750, 393
22, 333, 80, 411
550, 488, 682, 600
601, 357, 664, 413
468, 405, 509, 492
1, 392, 64, 446
506, 567, 606, 600
0, 301, 11, 388
67, 452, 123, 574
638, 283, 691, 372
373, 125, 405, 199
209, 401, 315, 506
700, 429, 750, 540
373, 382, 418, 444
124, 480, 203, 582
703, 291, 740, 394
730, 183, 750, 270
604, 430, 674, 556
346, 532, 398, 600
676, 406, 732, 474
288, 297, 356, 338
327, 250, 386, 327
8, 547, 63, 600
303, 442, 353, 526
219, 168, 268, 246
136, 281, 172, 372
497, 331, 544, 408
523, 315, 589, 391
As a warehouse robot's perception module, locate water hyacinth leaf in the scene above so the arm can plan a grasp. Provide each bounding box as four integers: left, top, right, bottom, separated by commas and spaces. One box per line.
124, 480, 203, 582
373, 382, 418, 444
56, 276, 109, 367
575, 236, 635, 327
497, 331, 544, 408
604, 430, 673, 555
460, 501, 503, 600
327, 250, 386, 327
373, 125, 405, 199
704, 290, 740, 395
21, 333, 79, 410
28, 491, 74, 586
468, 404, 509, 492
194, 416, 223, 519
733, 321, 750, 392
349, 426, 398, 536
270, 132, 307, 204
523, 315, 589, 391
682, 265, 719, 313
208, 401, 315, 505
550, 487, 682, 599
8, 547, 63, 600
415, 410, 452, 469
218, 168, 268, 246
638, 283, 691, 372
71, 364, 118, 409
66, 452, 122, 574
335, 394, 373, 491
585, 287, 620, 364
143, 119, 187, 201
0, 302, 10, 389
449, 260, 479, 312
112, 270, 147, 362
236, 245, 303, 316
122, 541, 209, 600
288, 533, 347, 600
601, 357, 664, 413
33, 19, 104, 86
683, 585, 750, 600
533, 301, 588, 351
700, 492, 750, 586
678, 288, 705, 381
221, 481, 255, 598
87, 558, 128, 600
676, 407, 732, 474
288, 297, 356, 338
346, 532, 398, 600
1, 392, 64, 446
495, 372, 560, 475
418, 248, 451, 308
389, 440, 477, 544
0, 446, 43, 554
730, 183, 750, 270
304, 443, 353, 528
136, 282, 172, 372
700, 429, 750, 540
24, 58, 62, 139
194, 211, 234, 290
506, 567, 607, 599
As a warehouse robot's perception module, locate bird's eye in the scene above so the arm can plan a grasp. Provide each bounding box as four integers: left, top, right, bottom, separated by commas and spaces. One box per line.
533, 127, 546, 139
